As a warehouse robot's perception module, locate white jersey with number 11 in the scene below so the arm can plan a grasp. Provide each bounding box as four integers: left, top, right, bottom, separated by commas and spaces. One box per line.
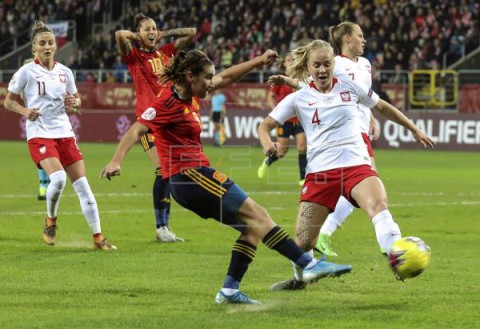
8, 60, 77, 140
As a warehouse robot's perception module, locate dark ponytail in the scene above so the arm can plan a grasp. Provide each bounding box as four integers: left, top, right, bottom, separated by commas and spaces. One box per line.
161, 50, 213, 84
134, 13, 151, 32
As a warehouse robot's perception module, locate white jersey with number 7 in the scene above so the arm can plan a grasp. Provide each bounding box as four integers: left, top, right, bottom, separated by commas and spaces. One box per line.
334, 55, 373, 134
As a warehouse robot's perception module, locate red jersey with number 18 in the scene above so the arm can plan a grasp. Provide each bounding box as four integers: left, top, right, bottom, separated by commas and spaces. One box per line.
124, 43, 176, 116
138, 88, 210, 178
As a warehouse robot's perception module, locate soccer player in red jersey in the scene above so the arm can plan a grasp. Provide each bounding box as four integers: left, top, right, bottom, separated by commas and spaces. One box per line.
257, 53, 307, 186
114, 13, 196, 242
100, 49, 353, 305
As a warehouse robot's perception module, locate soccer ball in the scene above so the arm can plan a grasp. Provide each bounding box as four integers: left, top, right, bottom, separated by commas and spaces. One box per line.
388, 236, 431, 280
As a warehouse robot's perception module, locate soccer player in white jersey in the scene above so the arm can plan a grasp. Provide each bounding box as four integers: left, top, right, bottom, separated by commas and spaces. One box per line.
258, 39, 435, 290
4, 21, 116, 251
314, 22, 381, 256
21, 58, 51, 202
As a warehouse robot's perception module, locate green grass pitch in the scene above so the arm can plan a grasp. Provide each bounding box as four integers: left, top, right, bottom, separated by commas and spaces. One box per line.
0, 140, 479, 328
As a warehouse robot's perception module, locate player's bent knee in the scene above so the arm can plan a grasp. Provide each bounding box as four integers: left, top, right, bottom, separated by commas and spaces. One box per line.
238, 198, 273, 226
49, 170, 67, 190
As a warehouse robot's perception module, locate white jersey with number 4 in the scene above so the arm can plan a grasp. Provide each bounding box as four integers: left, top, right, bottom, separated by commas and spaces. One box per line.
269, 78, 379, 173
334, 55, 372, 134
8, 60, 77, 140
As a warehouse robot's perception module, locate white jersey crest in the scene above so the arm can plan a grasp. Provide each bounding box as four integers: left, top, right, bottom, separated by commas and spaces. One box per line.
8, 61, 77, 140
269, 78, 379, 173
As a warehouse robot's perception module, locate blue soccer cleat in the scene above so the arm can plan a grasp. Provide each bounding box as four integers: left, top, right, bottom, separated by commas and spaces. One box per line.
214, 290, 261, 305
302, 258, 352, 283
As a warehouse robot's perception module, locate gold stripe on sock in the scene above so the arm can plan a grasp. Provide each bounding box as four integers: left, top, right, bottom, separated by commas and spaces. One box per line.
233, 244, 256, 259
264, 229, 289, 248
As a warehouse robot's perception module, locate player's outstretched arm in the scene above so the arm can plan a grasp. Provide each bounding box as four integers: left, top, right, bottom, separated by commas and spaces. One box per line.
212, 50, 278, 91
100, 122, 149, 180
373, 99, 436, 148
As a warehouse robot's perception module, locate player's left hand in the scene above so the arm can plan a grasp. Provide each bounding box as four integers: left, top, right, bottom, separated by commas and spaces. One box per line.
64, 94, 81, 114
370, 120, 380, 141
100, 163, 121, 180
412, 129, 436, 148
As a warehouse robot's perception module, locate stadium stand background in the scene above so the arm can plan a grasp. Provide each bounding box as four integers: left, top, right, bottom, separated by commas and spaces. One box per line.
1, 0, 479, 76
1, 0, 479, 151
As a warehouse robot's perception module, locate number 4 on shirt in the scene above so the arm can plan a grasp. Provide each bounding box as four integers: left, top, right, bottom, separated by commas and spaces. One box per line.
311, 108, 321, 125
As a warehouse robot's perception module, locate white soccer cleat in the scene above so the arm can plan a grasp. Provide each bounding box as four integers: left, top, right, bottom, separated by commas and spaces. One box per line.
156, 226, 185, 242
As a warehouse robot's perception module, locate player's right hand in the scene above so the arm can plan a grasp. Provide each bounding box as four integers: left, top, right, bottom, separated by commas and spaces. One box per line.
100, 164, 121, 180
27, 108, 40, 121
263, 142, 281, 157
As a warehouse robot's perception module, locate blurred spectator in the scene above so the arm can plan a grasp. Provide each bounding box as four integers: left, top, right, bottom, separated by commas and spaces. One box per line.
2, 0, 478, 72
85, 71, 96, 84
104, 71, 116, 83
0, 21, 11, 40
464, 20, 480, 53
113, 55, 127, 83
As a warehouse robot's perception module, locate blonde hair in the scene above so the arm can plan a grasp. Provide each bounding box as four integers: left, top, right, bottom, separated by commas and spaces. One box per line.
328, 21, 357, 55
286, 40, 334, 83
32, 21, 54, 42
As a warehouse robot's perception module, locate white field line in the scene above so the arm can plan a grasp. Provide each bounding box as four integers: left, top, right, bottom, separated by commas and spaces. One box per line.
2, 191, 480, 199
0, 192, 479, 216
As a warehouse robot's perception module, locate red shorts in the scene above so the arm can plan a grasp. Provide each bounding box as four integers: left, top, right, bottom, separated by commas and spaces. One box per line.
300, 164, 378, 211
362, 133, 374, 157
28, 137, 83, 168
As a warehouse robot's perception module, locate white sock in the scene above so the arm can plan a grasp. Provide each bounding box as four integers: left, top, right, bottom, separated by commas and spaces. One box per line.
220, 288, 238, 296
46, 171, 67, 219
372, 209, 401, 252
292, 249, 314, 280
72, 177, 102, 234
320, 196, 354, 236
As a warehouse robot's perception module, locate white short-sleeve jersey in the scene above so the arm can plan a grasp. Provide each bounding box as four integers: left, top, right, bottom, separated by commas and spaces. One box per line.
334, 55, 372, 134
269, 78, 379, 173
8, 60, 78, 140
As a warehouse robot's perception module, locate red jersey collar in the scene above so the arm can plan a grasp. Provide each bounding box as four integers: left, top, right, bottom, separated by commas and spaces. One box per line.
309, 77, 337, 91
34, 59, 57, 69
